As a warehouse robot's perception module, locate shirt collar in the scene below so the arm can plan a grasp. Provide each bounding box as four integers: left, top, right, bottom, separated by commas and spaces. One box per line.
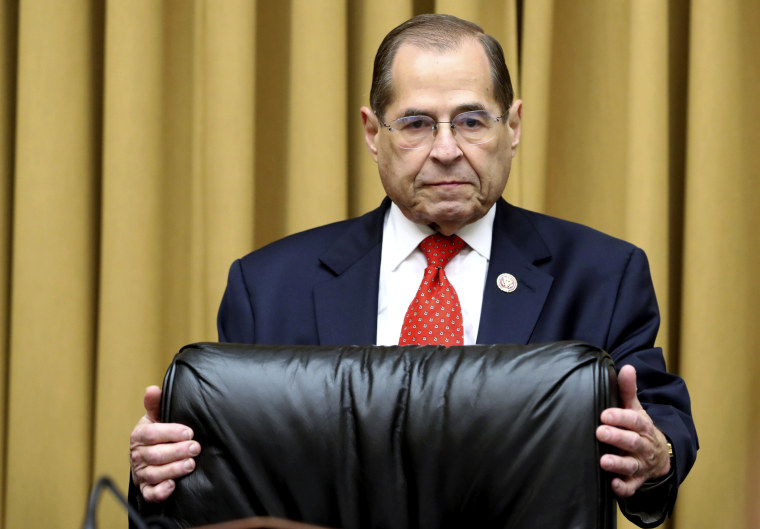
382, 201, 495, 271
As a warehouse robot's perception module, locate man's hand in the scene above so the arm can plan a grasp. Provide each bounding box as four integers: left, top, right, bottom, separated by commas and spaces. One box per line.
596, 365, 671, 498
129, 385, 201, 502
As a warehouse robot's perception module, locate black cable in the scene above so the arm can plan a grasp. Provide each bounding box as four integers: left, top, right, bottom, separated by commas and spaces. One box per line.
81, 475, 155, 529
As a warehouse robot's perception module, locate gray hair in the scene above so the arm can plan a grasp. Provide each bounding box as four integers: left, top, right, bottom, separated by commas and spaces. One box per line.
370, 13, 515, 119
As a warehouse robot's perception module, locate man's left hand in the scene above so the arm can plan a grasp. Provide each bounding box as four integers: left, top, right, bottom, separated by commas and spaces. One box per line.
596, 365, 672, 498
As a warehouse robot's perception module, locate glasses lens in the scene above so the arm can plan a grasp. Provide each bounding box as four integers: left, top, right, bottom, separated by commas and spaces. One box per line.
390, 115, 435, 149
452, 110, 495, 144
385, 111, 501, 149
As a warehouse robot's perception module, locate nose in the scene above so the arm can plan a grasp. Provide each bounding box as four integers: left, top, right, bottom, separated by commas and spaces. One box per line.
429, 123, 463, 162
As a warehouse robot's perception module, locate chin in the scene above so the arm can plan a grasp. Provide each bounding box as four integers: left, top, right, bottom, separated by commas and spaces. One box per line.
420, 203, 482, 229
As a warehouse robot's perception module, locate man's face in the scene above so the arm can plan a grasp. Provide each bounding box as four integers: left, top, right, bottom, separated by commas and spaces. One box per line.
361, 38, 522, 235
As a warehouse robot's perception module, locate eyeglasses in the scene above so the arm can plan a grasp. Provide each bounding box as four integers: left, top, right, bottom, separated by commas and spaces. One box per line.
379, 109, 508, 150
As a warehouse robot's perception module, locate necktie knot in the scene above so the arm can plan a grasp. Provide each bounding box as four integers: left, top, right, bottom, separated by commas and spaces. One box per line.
420, 233, 465, 269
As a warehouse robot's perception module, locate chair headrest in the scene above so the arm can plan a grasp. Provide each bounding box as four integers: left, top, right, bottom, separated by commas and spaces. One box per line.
158, 341, 617, 529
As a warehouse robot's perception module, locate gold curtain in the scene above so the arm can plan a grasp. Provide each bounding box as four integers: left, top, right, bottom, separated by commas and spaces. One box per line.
1, 1, 758, 527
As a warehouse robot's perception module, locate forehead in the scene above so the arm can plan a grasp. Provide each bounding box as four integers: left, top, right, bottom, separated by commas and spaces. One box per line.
388, 38, 496, 114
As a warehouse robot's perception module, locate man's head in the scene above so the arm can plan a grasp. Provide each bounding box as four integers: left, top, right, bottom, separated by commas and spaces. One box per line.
369, 14, 514, 121
361, 14, 522, 235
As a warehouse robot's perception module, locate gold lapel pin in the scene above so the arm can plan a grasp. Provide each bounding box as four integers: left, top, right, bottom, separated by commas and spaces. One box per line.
496, 273, 518, 293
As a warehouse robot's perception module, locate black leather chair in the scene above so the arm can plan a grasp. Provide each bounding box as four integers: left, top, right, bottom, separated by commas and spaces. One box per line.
154, 341, 618, 529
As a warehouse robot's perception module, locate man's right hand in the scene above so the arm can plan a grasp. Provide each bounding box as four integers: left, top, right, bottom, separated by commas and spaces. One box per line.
129, 385, 201, 502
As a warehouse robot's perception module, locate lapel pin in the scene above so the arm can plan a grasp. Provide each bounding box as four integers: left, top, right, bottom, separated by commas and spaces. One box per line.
496, 273, 518, 293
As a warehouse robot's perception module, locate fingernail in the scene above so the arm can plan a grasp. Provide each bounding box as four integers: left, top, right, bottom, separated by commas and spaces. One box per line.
599, 428, 609, 441
189, 442, 200, 456
184, 459, 195, 471
182, 429, 192, 441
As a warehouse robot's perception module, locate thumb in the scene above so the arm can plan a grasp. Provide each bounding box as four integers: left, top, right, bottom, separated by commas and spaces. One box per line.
617, 365, 642, 411
143, 385, 163, 423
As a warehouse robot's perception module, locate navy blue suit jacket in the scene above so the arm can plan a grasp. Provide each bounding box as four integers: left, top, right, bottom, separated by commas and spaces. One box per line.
218, 198, 697, 524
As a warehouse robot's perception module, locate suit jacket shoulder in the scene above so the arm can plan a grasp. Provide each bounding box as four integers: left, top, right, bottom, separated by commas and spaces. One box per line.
479, 200, 652, 350
217, 200, 391, 345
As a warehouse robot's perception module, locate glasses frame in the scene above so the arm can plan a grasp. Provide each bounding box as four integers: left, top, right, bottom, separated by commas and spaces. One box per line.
377, 109, 509, 150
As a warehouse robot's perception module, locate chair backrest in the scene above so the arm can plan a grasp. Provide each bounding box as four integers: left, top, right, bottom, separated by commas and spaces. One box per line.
155, 341, 618, 529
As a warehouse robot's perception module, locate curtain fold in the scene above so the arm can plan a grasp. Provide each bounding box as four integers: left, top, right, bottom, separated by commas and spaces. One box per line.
284, 1, 348, 233
0, 1, 757, 527
624, 0, 684, 362
677, 2, 760, 528
347, 2, 411, 217
516, 0, 553, 212
0, 1, 17, 521
5, 1, 102, 527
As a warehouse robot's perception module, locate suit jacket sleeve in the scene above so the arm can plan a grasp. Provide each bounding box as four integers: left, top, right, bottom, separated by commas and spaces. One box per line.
489, 202, 696, 524
604, 247, 697, 527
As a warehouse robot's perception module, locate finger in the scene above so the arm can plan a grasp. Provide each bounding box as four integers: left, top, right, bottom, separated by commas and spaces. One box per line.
617, 365, 641, 412
600, 453, 641, 477
130, 421, 195, 448
596, 424, 646, 454
131, 439, 201, 468
134, 455, 197, 488
143, 385, 163, 423
601, 455, 645, 499
140, 479, 176, 503
599, 408, 650, 435
610, 475, 643, 499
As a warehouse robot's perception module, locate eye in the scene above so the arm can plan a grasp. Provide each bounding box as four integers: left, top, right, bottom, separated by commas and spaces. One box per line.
454, 111, 488, 130
395, 116, 432, 131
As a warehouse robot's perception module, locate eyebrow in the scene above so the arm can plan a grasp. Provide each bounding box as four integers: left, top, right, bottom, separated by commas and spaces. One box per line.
396, 102, 488, 119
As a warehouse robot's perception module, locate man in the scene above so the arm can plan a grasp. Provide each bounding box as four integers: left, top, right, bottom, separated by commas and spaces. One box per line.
130, 14, 697, 527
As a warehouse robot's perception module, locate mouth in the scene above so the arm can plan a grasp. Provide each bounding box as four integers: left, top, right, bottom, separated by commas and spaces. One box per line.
416, 171, 477, 190
427, 181, 468, 188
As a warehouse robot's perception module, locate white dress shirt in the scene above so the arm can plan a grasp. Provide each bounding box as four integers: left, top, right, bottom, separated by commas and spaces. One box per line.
376, 202, 495, 346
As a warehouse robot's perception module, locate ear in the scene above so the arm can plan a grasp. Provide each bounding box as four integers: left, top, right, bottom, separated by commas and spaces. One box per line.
360, 106, 380, 162
508, 100, 522, 154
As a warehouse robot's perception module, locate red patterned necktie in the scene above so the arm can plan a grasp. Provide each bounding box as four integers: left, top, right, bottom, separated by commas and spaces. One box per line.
399, 233, 465, 346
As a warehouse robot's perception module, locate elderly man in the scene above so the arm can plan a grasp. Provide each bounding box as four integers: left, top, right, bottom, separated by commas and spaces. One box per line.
130, 14, 697, 527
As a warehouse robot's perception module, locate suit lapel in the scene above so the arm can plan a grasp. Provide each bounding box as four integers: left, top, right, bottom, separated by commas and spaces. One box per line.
476, 200, 554, 345
313, 199, 391, 345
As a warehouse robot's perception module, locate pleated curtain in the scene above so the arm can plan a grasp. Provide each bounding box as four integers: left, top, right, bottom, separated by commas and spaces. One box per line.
0, 1, 758, 528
